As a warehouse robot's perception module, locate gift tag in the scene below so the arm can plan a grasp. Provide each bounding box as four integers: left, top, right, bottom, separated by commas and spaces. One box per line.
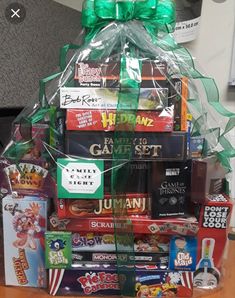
57, 158, 104, 199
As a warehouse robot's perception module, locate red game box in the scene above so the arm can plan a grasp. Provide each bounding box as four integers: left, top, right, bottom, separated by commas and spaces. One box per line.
50, 214, 199, 236
57, 194, 150, 218
66, 110, 174, 132
193, 194, 233, 289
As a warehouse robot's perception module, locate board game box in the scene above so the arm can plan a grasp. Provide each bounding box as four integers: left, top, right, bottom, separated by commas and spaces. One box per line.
2, 195, 48, 287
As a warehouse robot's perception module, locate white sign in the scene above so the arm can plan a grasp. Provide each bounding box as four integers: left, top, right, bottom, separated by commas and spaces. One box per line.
60, 87, 119, 109
60, 87, 168, 110
61, 162, 101, 195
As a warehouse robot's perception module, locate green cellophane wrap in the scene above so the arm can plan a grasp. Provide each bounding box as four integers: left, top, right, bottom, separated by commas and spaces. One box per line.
1, 0, 235, 297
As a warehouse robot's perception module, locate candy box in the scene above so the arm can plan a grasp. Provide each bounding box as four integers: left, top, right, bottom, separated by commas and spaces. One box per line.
49, 265, 193, 297
2, 195, 48, 287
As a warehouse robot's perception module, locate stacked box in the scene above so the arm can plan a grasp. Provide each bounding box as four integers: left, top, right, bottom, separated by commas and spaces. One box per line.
49, 266, 193, 297
0, 158, 54, 288
44, 58, 232, 298
2, 195, 48, 288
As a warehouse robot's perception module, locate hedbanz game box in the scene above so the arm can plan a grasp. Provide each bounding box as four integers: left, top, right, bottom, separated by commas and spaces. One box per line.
66, 109, 174, 132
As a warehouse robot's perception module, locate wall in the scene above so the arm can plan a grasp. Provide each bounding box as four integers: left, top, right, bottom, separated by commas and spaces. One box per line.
54, 0, 235, 111
0, 0, 81, 107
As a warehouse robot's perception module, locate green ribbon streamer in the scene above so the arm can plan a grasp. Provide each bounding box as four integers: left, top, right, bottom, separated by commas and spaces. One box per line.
111, 56, 142, 296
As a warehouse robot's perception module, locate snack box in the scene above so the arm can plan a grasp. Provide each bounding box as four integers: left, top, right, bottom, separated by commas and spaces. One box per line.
2, 195, 48, 287
49, 265, 193, 297
66, 109, 174, 132
65, 131, 187, 161
57, 194, 150, 218
71, 233, 169, 253
50, 214, 199, 236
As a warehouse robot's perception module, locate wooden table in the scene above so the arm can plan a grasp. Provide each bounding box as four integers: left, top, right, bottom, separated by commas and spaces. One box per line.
0, 239, 234, 298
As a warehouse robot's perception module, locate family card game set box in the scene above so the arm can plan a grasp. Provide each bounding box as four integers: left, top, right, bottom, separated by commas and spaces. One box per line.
0, 0, 234, 297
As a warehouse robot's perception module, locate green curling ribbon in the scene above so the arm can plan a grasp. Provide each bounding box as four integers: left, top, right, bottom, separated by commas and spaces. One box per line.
82, 0, 176, 41
168, 42, 235, 171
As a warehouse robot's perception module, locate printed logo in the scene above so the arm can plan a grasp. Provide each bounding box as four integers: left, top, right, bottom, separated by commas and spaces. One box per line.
202, 205, 230, 229
77, 272, 119, 294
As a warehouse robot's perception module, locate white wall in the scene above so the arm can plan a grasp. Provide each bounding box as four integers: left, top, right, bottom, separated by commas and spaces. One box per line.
186, 0, 235, 112
54, 0, 235, 111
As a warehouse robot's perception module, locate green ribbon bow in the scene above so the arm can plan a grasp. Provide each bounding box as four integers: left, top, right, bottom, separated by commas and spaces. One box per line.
82, 0, 176, 41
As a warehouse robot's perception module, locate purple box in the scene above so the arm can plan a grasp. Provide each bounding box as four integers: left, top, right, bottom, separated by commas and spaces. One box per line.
49, 265, 193, 297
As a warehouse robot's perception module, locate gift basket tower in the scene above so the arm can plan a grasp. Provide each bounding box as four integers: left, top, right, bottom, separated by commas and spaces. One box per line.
1, 0, 235, 297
